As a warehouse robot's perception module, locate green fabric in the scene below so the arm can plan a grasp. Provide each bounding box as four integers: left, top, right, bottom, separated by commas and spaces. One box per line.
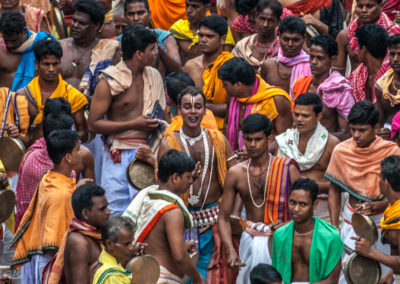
272, 217, 343, 284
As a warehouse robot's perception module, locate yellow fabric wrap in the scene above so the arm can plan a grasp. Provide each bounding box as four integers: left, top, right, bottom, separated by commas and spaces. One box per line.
237, 75, 293, 121
92, 250, 132, 284
27, 75, 88, 125
381, 199, 400, 230
0, 87, 29, 137
202, 51, 234, 130
170, 19, 235, 49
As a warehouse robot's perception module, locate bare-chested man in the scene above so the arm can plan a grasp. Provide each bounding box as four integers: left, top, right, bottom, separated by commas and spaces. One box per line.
17, 39, 88, 143
169, 0, 235, 64
184, 15, 234, 131
157, 86, 239, 282
0, 11, 53, 90
46, 184, 110, 283
292, 34, 354, 140
334, 0, 399, 75
218, 57, 293, 151
272, 178, 343, 283
274, 93, 339, 222
122, 0, 182, 78
59, 0, 119, 93
261, 16, 311, 99
218, 114, 300, 283
376, 34, 400, 140
353, 155, 400, 284
124, 150, 205, 284
88, 25, 164, 216
232, 0, 282, 74
0, 0, 50, 33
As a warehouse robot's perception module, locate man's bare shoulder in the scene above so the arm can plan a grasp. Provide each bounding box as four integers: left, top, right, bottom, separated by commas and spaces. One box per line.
326, 134, 340, 152
227, 160, 247, 175
261, 57, 276, 76
337, 28, 349, 45
66, 231, 91, 249
184, 55, 203, 69
59, 37, 73, 48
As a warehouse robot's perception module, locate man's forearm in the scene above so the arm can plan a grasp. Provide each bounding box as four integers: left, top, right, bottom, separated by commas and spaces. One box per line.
328, 185, 341, 227
365, 248, 400, 273
217, 215, 236, 252
158, 47, 183, 73
88, 119, 135, 135
206, 103, 226, 118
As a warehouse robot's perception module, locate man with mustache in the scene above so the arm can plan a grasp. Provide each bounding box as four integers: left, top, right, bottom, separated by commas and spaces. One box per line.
292, 34, 354, 141
0, 11, 53, 90
375, 34, 400, 140
184, 15, 234, 132
261, 16, 311, 99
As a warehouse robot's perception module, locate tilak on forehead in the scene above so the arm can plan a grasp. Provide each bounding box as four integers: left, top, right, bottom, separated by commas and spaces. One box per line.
191, 95, 195, 107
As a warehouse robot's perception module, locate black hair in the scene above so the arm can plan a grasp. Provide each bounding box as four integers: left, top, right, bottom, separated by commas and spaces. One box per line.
279, 15, 306, 37
356, 0, 382, 4
256, 0, 282, 20
356, 24, 388, 59
72, 184, 106, 220
124, 0, 149, 13
43, 113, 74, 140
189, 0, 210, 5
34, 39, 63, 62
294, 92, 323, 115
177, 85, 207, 106
43, 97, 72, 117
242, 114, 272, 138
74, 0, 105, 27
310, 34, 338, 58
348, 101, 379, 127
381, 155, 400, 192
250, 263, 282, 284
235, 0, 258, 15
165, 72, 195, 105
121, 25, 157, 60
101, 216, 135, 245
218, 57, 256, 86
199, 15, 228, 37
290, 177, 319, 203
46, 130, 79, 165
158, 150, 195, 183
0, 11, 26, 36
389, 34, 400, 48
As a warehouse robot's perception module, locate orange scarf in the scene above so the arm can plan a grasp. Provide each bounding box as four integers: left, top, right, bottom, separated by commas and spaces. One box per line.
202, 51, 234, 130
10, 171, 76, 270
325, 137, 400, 201
148, 0, 186, 30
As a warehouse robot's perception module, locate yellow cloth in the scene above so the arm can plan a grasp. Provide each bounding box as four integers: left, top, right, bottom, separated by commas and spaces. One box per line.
10, 170, 76, 270
170, 19, 235, 49
381, 199, 400, 230
165, 129, 227, 187
26, 75, 88, 126
104, 8, 113, 24
202, 51, 234, 130
164, 109, 218, 137
92, 250, 132, 284
0, 87, 29, 137
376, 68, 400, 107
237, 75, 293, 120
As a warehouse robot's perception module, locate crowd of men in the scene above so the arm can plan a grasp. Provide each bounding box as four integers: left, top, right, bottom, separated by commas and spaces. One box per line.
0, 0, 400, 283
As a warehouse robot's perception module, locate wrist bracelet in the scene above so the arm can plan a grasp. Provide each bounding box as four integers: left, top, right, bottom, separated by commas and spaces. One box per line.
230, 215, 240, 221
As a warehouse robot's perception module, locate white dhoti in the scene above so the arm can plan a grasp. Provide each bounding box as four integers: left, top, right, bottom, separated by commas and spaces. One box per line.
157, 265, 182, 284
237, 224, 271, 284
394, 274, 400, 284
314, 195, 330, 223
339, 203, 390, 284
20, 254, 52, 284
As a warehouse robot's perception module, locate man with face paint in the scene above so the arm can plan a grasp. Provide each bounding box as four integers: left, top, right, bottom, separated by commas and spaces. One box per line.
334, 0, 400, 74
292, 34, 354, 141
261, 16, 311, 99
326, 101, 400, 283
157, 86, 239, 283
232, 0, 282, 74
59, 0, 120, 95
170, 0, 235, 64
0, 11, 54, 91
184, 15, 234, 132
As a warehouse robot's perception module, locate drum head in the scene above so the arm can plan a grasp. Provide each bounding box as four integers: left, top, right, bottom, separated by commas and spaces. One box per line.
0, 190, 16, 223
0, 137, 26, 172
126, 255, 160, 284
344, 252, 381, 284
352, 213, 378, 245
126, 159, 156, 190
53, 7, 68, 39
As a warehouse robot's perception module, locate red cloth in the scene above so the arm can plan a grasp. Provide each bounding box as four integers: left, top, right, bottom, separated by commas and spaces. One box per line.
383, 0, 400, 21
285, 0, 332, 17
231, 15, 257, 35
15, 138, 76, 230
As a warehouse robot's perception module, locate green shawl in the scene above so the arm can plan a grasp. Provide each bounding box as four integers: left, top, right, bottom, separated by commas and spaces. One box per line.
272, 217, 343, 284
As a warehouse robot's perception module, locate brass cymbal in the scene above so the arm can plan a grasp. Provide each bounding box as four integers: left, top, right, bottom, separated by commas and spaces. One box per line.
126, 158, 156, 190
344, 252, 381, 284
0, 137, 25, 172
126, 255, 160, 284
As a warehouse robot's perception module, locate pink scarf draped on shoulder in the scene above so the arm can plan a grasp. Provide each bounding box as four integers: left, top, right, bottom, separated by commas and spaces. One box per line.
278, 48, 311, 99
